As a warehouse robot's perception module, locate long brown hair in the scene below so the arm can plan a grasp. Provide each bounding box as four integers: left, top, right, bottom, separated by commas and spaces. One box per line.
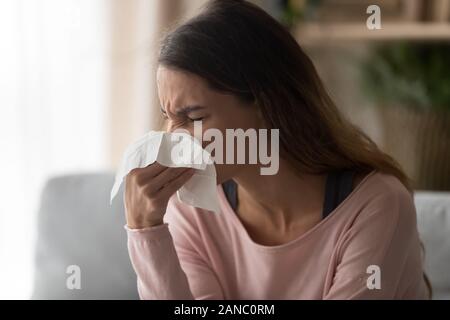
158, 0, 410, 189
158, 0, 431, 298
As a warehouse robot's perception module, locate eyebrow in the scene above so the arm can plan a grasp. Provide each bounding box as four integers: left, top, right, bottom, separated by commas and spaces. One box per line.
160, 105, 206, 116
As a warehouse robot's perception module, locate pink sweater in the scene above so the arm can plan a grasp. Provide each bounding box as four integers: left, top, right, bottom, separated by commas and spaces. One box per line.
125, 170, 428, 299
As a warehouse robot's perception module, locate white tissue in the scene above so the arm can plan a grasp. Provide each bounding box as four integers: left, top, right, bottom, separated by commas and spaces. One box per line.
110, 131, 220, 213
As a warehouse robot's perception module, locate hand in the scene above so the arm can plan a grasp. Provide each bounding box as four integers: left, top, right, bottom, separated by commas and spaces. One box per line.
124, 163, 195, 229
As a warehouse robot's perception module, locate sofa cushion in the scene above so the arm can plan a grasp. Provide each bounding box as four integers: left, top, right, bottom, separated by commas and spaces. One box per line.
32, 172, 138, 299
414, 191, 450, 300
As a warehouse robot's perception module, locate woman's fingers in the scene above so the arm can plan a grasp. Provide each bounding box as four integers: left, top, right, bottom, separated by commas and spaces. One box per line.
139, 162, 167, 179
141, 167, 192, 194
124, 165, 195, 229
155, 168, 195, 200
156, 167, 193, 191
128, 162, 196, 198
127, 162, 164, 184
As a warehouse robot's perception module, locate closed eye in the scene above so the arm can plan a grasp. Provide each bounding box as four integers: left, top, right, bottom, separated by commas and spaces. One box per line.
160, 106, 206, 123
187, 116, 204, 122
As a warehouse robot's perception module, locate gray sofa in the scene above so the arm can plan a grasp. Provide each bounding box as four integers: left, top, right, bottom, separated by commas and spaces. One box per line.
31, 172, 450, 299
32, 172, 138, 299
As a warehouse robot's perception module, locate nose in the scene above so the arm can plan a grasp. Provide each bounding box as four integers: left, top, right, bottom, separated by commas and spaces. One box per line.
165, 121, 194, 136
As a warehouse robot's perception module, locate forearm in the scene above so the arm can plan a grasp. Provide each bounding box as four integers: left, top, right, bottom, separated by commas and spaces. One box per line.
126, 223, 194, 300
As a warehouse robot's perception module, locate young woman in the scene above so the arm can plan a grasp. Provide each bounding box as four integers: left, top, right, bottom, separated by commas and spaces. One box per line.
123, 0, 430, 299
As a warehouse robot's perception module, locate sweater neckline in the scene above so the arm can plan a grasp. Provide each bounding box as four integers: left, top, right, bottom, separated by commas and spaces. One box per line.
217, 169, 378, 252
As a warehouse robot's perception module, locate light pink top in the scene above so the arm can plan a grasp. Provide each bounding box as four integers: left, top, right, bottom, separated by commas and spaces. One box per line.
125, 170, 428, 299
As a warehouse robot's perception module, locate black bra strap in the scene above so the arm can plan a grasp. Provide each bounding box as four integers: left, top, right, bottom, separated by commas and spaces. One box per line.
322, 172, 339, 219
322, 169, 355, 219
222, 179, 238, 211
222, 170, 355, 219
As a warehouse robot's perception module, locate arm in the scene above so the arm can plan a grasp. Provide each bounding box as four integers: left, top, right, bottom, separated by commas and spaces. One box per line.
126, 199, 224, 300
324, 186, 428, 300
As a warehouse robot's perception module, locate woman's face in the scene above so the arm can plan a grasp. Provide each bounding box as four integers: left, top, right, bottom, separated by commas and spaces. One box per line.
156, 66, 263, 184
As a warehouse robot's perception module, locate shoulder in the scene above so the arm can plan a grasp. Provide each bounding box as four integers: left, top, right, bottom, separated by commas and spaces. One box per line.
348, 170, 418, 238
332, 171, 422, 272
360, 170, 414, 213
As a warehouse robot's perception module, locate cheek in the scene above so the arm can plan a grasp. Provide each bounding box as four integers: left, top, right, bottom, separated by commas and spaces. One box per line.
209, 104, 258, 131
197, 127, 242, 184
196, 105, 260, 183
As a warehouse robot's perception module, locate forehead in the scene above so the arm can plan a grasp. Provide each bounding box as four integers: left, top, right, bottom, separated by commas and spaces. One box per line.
157, 66, 213, 105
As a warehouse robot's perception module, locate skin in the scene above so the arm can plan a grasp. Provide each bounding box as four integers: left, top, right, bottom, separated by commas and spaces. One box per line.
125, 66, 364, 246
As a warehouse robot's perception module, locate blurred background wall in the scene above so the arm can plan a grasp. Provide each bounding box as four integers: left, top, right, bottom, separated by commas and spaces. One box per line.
0, 0, 207, 299
1, 0, 449, 299
108, 0, 208, 167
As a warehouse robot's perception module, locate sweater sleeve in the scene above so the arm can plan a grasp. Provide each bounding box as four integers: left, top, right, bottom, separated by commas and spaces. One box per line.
324, 181, 428, 300
125, 198, 224, 300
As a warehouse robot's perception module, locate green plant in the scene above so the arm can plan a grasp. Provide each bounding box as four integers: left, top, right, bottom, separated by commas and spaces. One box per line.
281, 0, 323, 28
360, 42, 450, 113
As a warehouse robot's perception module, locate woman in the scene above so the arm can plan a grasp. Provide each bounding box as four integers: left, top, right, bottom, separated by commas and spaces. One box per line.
124, 0, 429, 299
